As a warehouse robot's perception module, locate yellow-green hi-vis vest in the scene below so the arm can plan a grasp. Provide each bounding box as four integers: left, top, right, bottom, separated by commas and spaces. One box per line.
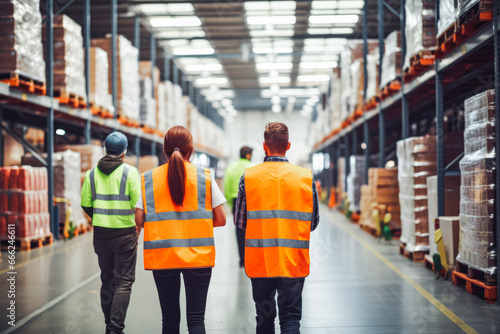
86, 164, 137, 228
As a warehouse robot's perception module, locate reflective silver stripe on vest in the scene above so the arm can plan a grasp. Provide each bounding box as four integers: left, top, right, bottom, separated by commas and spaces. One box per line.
95, 194, 131, 201
247, 210, 313, 221
246, 238, 310, 249
144, 170, 156, 214
144, 237, 215, 249
144, 166, 211, 222
91, 165, 131, 202
119, 165, 130, 195
93, 208, 135, 215
89, 168, 96, 202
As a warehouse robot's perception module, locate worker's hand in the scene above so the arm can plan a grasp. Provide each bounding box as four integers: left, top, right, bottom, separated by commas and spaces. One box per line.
136, 225, 142, 237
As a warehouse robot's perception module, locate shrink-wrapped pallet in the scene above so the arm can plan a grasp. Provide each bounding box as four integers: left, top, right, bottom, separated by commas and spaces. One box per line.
347, 155, 365, 212
22, 150, 86, 229
139, 77, 157, 128
397, 136, 437, 252
349, 59, 364, 112
91, 35, 139, 122
340, 47, 352, 121
380, 31, 402, 89
329, 68, 342, 131
89, 47, 113, 113
457, 90, 496, 275
438, 0, 457, 36
55, 144, 103, 184
43, 15, 85, 97
404, 0, 436, 69
156, 82, 168, 135
365, 50, 379, 102
0, 0, 45, 82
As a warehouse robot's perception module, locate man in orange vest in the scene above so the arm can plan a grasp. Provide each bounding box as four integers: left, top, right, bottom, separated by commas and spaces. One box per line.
234, 122, 319, 334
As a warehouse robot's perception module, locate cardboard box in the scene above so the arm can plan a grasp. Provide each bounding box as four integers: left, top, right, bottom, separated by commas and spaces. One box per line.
436, 216, 460, 266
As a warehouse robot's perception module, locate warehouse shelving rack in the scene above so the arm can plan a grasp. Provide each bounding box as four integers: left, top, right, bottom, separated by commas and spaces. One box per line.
0, 0, 225, 240
312, 0, 500, 292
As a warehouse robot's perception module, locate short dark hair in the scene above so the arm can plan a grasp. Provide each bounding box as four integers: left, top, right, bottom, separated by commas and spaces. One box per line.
264, 122, 289, 154
240, 146, 253, 159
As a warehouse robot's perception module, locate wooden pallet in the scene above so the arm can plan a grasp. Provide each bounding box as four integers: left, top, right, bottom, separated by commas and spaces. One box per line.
118, 115, 140, 128
399, 242, 406, 256
54, 89, 87, 109
436, 22, 457, 58
456, 260, 497, 286
424, 254, 435, 271
90, 104, 113, 118
360, 224, 377, 238
400, 243, 427, 262
0, 72, 46, 95
458, 0, 493, 27
363, 96, 379, 111
141, 125, 156, 134
351, 212, 360, 224
0, 233, 53, 251
403, 51, 435, 82
453, 271, 497, 304
379, 79, 402, 100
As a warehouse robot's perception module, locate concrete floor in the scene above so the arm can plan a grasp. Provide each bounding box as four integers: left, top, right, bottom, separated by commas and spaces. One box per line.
1, 205, 499, 334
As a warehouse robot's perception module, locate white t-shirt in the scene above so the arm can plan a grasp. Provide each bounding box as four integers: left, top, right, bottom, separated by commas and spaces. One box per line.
135, 175, 226, 210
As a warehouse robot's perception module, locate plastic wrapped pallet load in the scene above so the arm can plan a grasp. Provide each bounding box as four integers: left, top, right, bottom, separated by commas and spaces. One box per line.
438, 0, 457, 37
365, 50, 379, 102
397, 136, 437, 254
22, 150, 86, 232
347, 155, 365, 212
43, 15, 86, 98
0, 166, 50, 239
329, 69, 342, 131
457, 89, 496, 276
91, 35, 139, 123
0, 0, 46, 82
156, 82, 168, 134
340, 47, 352, 121
89, 47, 113, 114
380, 31, 402, 89
403, 0, 436, 70
54, 144, 103, 184
139, 76, 157, 129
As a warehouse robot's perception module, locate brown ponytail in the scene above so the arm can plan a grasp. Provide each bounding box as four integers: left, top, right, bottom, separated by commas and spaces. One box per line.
164, 126, 193, 206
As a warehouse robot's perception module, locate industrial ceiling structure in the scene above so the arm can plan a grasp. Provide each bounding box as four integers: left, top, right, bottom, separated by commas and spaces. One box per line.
52, 0, 402, 120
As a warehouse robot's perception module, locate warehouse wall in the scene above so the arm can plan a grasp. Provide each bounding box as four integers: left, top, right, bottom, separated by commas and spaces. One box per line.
226, 111, 311, 167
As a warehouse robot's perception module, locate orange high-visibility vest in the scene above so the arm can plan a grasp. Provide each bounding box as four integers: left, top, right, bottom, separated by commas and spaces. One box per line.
244, 162, 313, 278
141, 162, 215, 270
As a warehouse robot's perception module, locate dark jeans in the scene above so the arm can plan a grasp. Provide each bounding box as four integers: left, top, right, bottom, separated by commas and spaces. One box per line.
153, 268, 212, 334
251, 277, 305, 334
93, 230, 138, 334
232, 198, 246, 267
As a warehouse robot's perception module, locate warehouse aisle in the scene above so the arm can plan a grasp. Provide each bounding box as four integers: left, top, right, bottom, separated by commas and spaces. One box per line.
1, 205, 499, 334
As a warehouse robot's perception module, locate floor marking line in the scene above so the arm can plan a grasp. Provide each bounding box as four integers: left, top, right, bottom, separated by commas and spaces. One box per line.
323, 208, 478, 334
0, 272, 100, 334
0, 236, 93, 275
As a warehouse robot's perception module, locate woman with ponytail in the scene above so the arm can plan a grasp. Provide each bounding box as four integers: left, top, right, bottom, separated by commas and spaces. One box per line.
135, 125, 226, 334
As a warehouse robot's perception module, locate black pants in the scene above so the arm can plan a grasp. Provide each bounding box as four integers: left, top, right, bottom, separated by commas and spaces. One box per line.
93, 231, 137, 334
153, 268, 212, 334
232, 198, 246, 267
251, 277, 305, 334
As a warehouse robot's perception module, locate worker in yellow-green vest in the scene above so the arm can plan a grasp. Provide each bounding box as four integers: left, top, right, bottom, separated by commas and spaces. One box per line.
81, 131, 141, 334
224, 146, 252, 267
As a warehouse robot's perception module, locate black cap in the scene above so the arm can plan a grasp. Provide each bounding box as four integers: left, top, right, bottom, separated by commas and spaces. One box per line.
104, 131, 128, 155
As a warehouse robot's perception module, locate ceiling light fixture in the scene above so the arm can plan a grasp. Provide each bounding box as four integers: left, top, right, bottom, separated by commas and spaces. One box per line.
247, 16, 296, 25
172, 48, 215, 56
256, 62, 293, 70
184, 64, 223, 72
297, 74, 331, 82
149, 16, 201, 28
308, 15, 359, 25
272, 104, 282, 113
259, 76, 291, 84
299, 61, 338, 69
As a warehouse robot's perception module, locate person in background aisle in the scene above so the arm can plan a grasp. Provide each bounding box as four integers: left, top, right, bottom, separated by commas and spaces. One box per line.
135, 125, 226, 334
223, 146, 253, 267
81, 131, 140, 334
234, 122, 320, 334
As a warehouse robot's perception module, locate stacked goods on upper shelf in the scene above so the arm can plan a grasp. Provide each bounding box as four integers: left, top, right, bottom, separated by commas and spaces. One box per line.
329, 68, 342, 131
380, 31, 402, 89
0, 166, 50, 239
426, 175, 461, 256
156, 82, 168, 135
0, 0, 45, 83
457, 90, 496, 276
365, 48, 379, 104
403, 0, 436, 70
438, 0, 457, 37
91, 35, 139, 123
340, 40, 379, 119
139, 61, 158, 130
458, 0, 492, 17
22, 150, 86, 232
398, 134, 464, 257
55, 144, 103, 184
89, 47, 114, 114
174, 85, 187, 127
347, 156, 365, 213
43, 15, 86, 99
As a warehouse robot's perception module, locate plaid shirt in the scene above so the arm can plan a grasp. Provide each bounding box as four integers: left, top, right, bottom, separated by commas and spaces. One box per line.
233, 156, 320, 231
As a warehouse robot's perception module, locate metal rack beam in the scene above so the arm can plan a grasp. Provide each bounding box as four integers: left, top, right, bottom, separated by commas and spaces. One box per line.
83, 0, 91, 144
111, 0, 118, 119
494, 0, 500, 298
